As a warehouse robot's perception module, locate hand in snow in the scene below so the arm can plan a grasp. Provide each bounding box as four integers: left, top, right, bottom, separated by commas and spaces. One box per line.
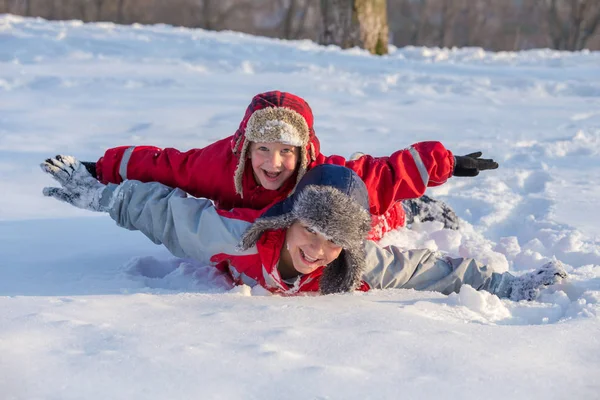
509, 260, 568, 301
41, 155, 107, 212
453, 152, 498, 177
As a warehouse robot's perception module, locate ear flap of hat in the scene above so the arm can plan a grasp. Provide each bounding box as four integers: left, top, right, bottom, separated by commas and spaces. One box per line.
320, 247, 366, 294
238, 213, 295, 251
233, 139, 251, 198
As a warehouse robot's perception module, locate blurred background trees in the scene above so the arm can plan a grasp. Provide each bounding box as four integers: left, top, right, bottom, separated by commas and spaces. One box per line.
2, 0, 599, 52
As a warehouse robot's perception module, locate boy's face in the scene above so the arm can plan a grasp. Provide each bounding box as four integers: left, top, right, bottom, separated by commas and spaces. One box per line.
285, 221, 343, 275
249, 142, 300, 190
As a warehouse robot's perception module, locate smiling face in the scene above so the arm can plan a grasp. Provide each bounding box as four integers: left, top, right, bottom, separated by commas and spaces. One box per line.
249, 141, 300, 190
282, 221, 343, 277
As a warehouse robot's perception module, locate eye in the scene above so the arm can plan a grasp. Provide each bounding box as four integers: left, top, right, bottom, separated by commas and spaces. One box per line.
304, 226, 316, 234
281, 148, 293, 154
257, 146, 269, 152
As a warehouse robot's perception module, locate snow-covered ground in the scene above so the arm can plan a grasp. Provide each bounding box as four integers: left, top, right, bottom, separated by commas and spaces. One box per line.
1, 15, 600, 399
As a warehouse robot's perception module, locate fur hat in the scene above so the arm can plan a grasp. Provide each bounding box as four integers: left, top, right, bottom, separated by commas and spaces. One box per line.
231, 91, 318, 197
239, 164, 372, 294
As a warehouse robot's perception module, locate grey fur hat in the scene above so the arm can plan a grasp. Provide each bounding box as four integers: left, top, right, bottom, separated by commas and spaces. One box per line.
239, 164, 372, 294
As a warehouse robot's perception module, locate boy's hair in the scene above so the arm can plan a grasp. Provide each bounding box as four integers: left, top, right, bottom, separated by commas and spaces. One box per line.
231, 91, 318, 197
239, 164, 371, 294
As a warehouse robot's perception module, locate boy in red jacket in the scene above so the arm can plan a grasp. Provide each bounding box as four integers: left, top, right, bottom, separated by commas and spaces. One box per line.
42, 157, 565, 300
83, 91, 497, 240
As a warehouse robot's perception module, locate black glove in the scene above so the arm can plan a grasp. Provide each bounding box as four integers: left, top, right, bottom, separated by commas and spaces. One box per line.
81, 161, 97, 178
453, 152, 498, 177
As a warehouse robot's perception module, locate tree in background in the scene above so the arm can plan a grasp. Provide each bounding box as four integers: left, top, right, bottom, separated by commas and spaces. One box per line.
319, 0, 388, 55
540, 0, 600, 50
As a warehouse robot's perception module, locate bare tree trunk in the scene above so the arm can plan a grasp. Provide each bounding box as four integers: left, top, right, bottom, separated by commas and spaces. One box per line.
48, 0, 56, 19
513, 26, 521, 50
437, 0, 461, 48
355, 0, 388, 54
94, 0, 104, 20
438, 0, 448, 47
567, 0, 585, 50
292, 0, 311, 39
202, 0, 214, 30
578, 4, 600, 49
464, 0, 487, 47
319, 0, 357, 48
117, 0, 126, 23
444, 0, 463, 48
78, 0, 89, 22
510, 0, 540, 51
280, 0, 312, 40
411, 0, 427, 45
281, 0, 298, 39
546, 0, 564, 48
319, 0, 388, 55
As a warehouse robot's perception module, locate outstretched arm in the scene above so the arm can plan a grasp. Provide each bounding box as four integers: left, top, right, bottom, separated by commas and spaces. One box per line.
85, 137, 233, 199
41, 155, 255, 265
360, 242, 492, 293
323, 143, 498, 215
361, 241, 566, 301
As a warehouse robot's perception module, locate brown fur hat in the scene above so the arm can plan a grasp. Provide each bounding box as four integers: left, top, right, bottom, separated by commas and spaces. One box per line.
231, 91, 318, 197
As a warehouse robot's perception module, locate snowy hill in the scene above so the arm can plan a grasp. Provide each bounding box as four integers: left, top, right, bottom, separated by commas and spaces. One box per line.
1, 15, 599, 400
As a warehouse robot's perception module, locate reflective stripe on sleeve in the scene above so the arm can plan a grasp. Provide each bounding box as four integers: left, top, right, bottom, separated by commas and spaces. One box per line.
408, 146, 429, 187
119, 146, 135, 181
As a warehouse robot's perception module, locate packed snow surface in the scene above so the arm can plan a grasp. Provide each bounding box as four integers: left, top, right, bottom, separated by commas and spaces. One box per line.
1, 15, 600, 399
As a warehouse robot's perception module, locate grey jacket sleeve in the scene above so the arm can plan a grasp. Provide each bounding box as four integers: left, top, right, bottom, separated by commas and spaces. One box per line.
100, 180, 256, 264
362, 241, 504, 295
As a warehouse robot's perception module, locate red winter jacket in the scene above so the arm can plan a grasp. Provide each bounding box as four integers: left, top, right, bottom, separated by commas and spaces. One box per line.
96, 94, 454, 240
211, 227, 338, 294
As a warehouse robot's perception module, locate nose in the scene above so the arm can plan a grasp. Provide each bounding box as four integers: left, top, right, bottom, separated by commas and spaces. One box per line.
267, 152, 282, 168
307, 235, 326, 257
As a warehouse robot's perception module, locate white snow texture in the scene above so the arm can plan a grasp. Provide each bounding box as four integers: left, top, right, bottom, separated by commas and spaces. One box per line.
1, 14, 600, 400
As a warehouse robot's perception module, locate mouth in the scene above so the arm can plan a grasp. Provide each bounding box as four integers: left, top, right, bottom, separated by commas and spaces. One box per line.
299, 248, 321, 265
262, 169, 282, 181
